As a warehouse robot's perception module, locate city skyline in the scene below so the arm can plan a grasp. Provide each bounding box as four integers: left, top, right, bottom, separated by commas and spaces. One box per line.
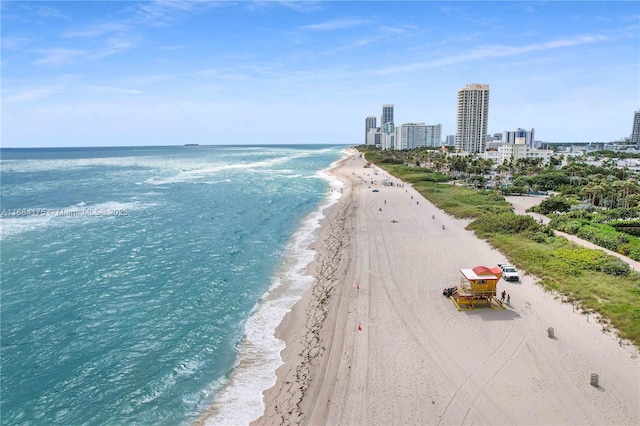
2, 1, 639, 148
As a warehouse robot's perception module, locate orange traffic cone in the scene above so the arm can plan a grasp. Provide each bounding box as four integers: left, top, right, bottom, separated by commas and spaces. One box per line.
358, 323, 362, 331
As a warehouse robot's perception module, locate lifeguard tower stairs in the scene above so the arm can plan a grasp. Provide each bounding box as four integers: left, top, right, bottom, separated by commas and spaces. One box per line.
450, 265, 506, 310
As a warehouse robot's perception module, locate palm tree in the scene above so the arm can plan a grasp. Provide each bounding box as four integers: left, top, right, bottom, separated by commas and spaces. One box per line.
494, 174, 504, 190
593, 183, 606, 207
621, 179, 640, 208
581, 182, 597, 206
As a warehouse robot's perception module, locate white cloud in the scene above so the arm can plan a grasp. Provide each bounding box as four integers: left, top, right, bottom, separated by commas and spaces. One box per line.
92, 38, 139, 59
34, 48, 88, 65
64, 23, 129, 39
372, 34, 612, 75
35, 5, 72, 20
89, 86, 142, 95
250, 1, 322, 13
3, 88, 58, 103
299, 17, 370, 31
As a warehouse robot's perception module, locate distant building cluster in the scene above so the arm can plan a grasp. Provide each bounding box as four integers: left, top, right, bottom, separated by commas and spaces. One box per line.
363, 83, 553, 164
365, 104, 442, 151
365, 86, 640, 164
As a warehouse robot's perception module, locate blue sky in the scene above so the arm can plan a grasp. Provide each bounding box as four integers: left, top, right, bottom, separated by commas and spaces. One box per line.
2, 0, 639, 147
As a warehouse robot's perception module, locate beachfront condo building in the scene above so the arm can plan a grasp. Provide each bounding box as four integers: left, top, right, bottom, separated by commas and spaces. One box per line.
632, 110, 640, 144
381, 104, 394, 130
456, 84, 490, 153
394, 123, 441, 149
396, 123, 427, 150
365, 116, 377, 144
426, 124, 442, 147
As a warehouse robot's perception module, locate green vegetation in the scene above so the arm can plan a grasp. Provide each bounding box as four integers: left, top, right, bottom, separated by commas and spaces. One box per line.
546, 208, 640, 261
485, 234, 640, 342
530, 195, 572, 215
357, 145, 640, 346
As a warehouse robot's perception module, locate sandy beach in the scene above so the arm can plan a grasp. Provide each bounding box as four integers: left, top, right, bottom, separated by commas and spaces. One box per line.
254, 150, 640, 426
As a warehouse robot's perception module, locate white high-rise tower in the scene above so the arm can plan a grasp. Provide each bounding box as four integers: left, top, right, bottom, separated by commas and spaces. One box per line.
456, 84, 490, 153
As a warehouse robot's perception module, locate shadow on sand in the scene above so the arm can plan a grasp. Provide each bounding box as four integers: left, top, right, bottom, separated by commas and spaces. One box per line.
465, 307, 522, 321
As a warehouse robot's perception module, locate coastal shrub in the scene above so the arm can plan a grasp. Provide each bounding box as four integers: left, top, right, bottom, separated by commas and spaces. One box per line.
596, 207, 640, 222
576, 224, 629, 252
594, 256, 631, 276
467, 212, 542, 236
548, 216, 587, 234
531, 196, 572, 214
611, 220, 640, 236
412, 172, 450, 183
570, 203, 597, 212
548, 248, 600, 272
617, 242, 633, 256
562, 220, 585, 235
530, 231, 551, 243
530, 171, 571, 190
504, 185, 526, 195
380, 157, 404, 164
548, 210, 593, 233
549, 248, 630, 276
617, 242, 640, 261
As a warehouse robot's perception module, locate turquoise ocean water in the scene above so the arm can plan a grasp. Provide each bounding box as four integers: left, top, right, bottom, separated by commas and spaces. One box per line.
0, 145, 345, 425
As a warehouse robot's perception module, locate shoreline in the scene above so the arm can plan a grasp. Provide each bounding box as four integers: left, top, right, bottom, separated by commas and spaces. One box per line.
254, 150, 639, 425
198, 152, 347, 425
252, 152, 358, 425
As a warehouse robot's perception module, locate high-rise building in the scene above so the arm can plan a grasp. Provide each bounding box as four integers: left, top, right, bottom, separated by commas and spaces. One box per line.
365, 116, 377, 144
445, 134, 456, 146
381, 104, 394, 130
367, 127, 382, 147
503, 128, 535, 147
456, 84, 490, 153
632, 110, 640, 144
397, 123, 426, 150
426, 124, 442, 147
382, 131, 395, 150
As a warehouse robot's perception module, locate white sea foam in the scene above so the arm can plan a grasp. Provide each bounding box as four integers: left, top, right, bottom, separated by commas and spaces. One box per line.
203, 155, 346, 426
142, 151, 313, 186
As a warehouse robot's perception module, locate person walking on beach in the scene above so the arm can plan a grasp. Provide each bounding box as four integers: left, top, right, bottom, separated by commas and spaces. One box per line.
501, 290, 506, 303
507, 294, 511, 305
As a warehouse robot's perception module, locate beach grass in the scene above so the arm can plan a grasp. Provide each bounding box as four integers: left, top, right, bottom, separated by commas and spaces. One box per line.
372, 162, 512, 218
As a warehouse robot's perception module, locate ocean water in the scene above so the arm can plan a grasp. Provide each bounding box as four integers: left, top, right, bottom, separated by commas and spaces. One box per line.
0, 145, 345, 425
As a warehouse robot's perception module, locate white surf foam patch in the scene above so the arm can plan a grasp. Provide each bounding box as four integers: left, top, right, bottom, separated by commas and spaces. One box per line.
203, 154, 347, 426
1, 156, 172, 173
142, 151, 315, 186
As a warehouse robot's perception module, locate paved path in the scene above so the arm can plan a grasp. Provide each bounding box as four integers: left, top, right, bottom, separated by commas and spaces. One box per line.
505, 195, 640, 272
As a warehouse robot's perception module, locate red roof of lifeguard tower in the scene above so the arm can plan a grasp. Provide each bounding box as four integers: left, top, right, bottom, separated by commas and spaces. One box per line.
460, 265, 502, 281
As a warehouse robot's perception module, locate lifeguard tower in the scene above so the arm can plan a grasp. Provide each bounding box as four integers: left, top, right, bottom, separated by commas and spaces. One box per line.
450, 265, 506, 310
